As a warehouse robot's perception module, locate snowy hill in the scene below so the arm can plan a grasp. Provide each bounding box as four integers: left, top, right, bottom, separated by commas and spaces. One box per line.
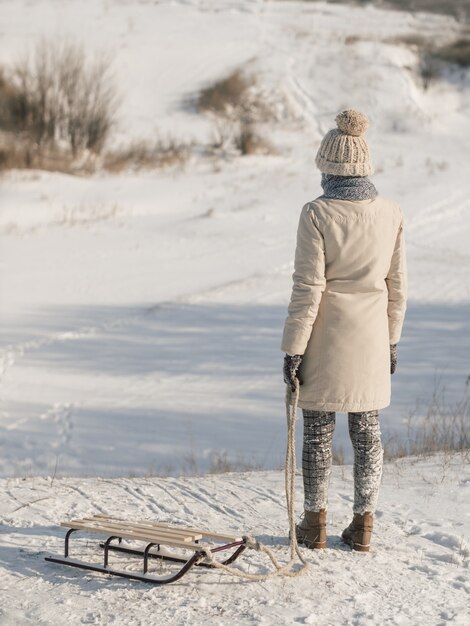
1, 453, 469, 624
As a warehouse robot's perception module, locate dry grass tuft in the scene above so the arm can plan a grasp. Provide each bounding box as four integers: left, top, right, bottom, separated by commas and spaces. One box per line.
0, 135, 97, 174
344, 34, 364, 45
433, 38, 470, 67
332, 445, 345, 466
234, 121, 277, 156
383, 379, 470, 461
196, 68, 279, 124
208, 450, 262, 474
197, 69, 255, 117
103, 138, 192, 173
383, 34, 431, 49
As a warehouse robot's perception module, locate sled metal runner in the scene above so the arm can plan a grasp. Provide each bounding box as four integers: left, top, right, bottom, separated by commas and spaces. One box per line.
45, 514, 247, 585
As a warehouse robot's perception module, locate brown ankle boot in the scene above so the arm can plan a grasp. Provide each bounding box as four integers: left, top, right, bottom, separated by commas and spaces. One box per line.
341, 512, 373, 552
295, 509, 327, 549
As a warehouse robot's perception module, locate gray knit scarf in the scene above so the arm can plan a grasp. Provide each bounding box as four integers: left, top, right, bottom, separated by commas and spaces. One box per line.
321, 173, 378, 201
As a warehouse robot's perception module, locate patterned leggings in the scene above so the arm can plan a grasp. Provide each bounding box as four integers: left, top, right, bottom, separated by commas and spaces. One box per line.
302, 409, 384, 514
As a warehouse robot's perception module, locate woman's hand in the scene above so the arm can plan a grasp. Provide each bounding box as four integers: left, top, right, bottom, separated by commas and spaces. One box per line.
390, 344, 398, 374
283, 354, 303, 392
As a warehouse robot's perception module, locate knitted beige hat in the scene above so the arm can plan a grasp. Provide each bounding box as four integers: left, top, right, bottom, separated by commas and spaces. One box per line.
315, 109, 374, 176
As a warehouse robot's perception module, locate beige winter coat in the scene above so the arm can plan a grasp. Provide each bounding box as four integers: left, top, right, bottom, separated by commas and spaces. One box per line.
281, 195, 407, 412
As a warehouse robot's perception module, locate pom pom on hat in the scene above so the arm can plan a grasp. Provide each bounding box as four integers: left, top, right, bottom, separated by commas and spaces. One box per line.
335, 109, 369, 137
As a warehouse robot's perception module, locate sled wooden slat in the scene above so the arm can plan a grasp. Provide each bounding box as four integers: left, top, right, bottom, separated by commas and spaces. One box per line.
61, 520, 203, 549
93, 514, 243, 543
73, 517, 203, 541
89, 516, 204, 540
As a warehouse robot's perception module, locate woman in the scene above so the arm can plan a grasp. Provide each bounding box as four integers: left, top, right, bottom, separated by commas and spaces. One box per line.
281, 109, 407, 552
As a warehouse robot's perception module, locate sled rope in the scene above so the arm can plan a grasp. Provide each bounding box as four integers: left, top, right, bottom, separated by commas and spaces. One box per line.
199, 382, 310, 580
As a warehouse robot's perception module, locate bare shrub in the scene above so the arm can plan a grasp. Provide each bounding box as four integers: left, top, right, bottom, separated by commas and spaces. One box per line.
207, 116, 276, 157
432, 38, 470, 67
416, 38, 470, 90
200, 207, 215, 218
1, 39, 117, 156
208, 450, 261, 474
234, 120, 277, 156
196, 67, 282, 123
197, 69, 255, 118
195, 68, 281, 156
383, 379, 470, 461
332, 445, 345, 466
103, 137, 191, 173
383, 34, 431, 49
208, 115, 239, 153
418, 53, 442, 90
344, 34, 364, 45
425, 157, 448, 175
0, 70, 19, 130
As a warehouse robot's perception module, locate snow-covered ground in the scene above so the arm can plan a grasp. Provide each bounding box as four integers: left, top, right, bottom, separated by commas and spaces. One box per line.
1, 453, 469, 625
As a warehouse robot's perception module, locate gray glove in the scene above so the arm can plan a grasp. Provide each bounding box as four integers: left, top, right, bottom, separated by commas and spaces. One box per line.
283, 354, 303, 392
390, 343, 398, 374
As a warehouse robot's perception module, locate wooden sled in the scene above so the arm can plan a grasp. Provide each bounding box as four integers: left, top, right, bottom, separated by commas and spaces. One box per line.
45, 514, 247, 585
